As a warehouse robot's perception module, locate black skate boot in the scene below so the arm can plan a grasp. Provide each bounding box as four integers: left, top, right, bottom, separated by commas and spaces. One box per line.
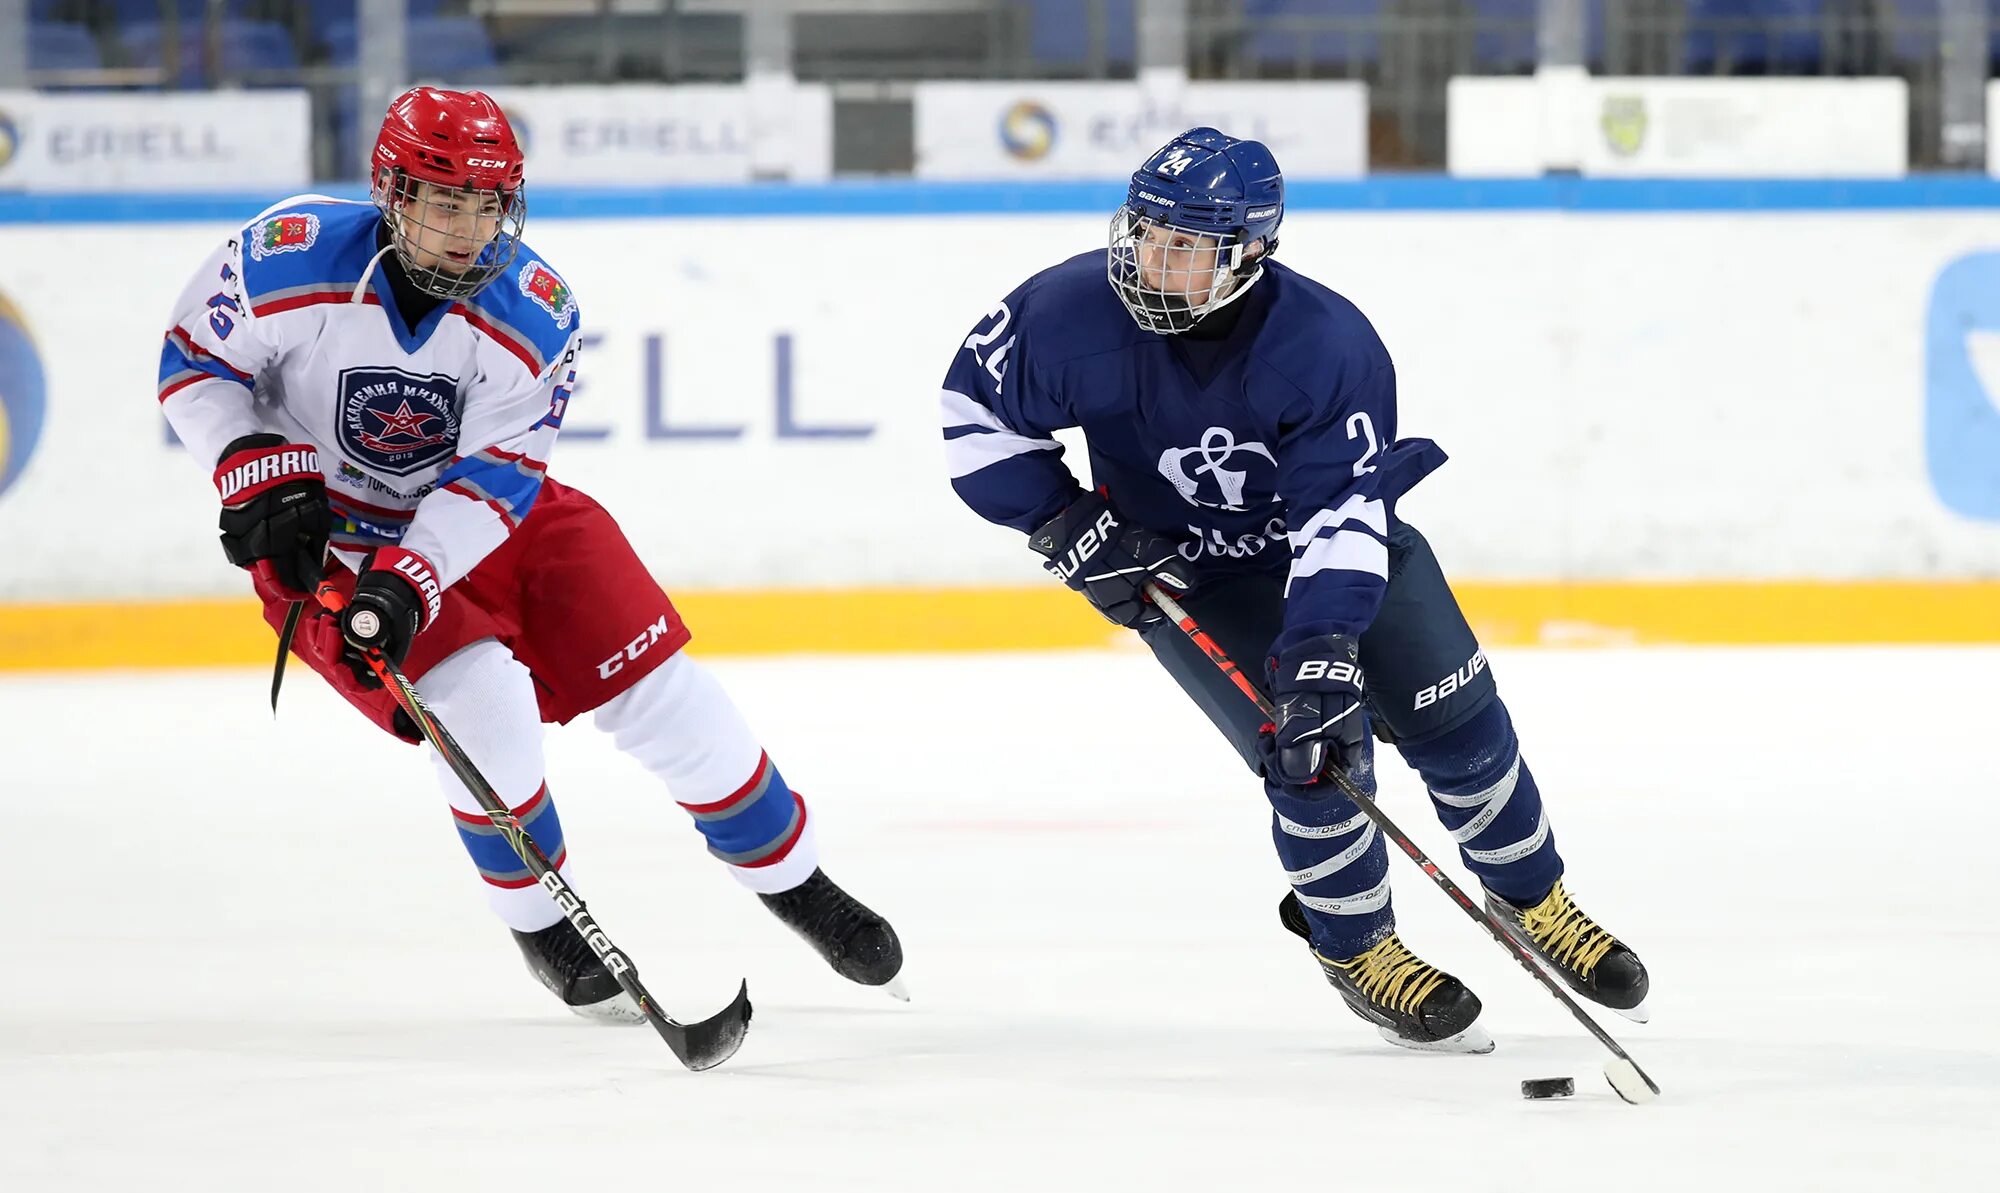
511, 921, 643, 1024
1486, 879, 1649, 1022
1279, 892, 1492, 1054
758, 869, 907, 1000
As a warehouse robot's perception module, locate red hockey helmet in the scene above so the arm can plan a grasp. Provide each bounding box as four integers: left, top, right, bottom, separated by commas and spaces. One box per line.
369, 87, 527, 300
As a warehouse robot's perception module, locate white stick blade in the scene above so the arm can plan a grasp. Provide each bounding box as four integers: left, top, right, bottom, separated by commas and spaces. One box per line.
1603, 1057, 1659, 1105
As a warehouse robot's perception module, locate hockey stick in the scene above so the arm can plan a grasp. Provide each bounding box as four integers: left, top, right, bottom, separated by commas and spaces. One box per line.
1142, 581, 1659, 1105
312, 582, 753, 1072
271, 599, 304, 712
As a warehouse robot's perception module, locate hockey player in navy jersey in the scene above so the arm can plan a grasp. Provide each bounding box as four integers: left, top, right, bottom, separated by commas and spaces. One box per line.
161, 88, 903, 1018
939, 128, 1648, 1052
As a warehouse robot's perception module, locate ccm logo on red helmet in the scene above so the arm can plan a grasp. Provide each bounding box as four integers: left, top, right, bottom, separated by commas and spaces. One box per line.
464, 158, 510, 169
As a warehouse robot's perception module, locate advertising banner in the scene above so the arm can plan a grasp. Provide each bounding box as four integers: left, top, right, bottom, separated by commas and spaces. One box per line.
1449, 77, 1907, 178
913, 81, 1367, 179
0, 90, 310, 193
480, 83, 833, 185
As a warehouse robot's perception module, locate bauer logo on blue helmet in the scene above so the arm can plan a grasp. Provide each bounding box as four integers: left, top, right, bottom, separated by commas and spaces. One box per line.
0, 288, 48, 504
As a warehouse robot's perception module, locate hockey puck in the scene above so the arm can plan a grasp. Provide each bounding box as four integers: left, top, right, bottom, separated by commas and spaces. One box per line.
1520, 1077, 1575, 1100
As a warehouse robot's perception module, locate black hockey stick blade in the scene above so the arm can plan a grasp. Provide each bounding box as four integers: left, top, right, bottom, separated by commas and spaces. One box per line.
654, 980, 753, 1071
270, 598, 305, 713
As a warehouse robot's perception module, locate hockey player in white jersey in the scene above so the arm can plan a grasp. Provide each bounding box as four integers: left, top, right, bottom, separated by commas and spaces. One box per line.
159, 87, 904, 1017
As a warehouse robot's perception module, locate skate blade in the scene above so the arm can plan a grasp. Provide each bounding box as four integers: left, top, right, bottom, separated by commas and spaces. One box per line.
569, 993, 646, 1025
1610, 998, 1649, 1024
1375, 1022, 1495, 1055
878, 974, 911, 1003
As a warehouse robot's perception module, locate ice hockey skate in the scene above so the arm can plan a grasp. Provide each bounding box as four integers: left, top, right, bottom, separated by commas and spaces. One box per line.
760, 868, 908, 1000
1486, 879, 1650, 1022
512, 921, 643, 1023
1280, 892, 1492, 1053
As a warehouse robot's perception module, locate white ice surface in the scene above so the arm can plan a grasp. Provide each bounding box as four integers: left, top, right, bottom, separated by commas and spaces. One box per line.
4, 646, 1996, 1191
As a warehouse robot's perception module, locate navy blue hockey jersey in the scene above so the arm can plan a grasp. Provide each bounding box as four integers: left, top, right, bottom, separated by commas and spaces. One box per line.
940, 251, 1446, 653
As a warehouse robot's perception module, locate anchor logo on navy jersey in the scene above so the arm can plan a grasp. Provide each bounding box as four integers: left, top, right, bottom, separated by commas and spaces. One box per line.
1158, 426, 1277, 511
337, 366, 462, 477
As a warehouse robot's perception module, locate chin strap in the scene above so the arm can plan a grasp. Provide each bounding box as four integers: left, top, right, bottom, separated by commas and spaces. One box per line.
1201, 263, 1265, 319
352, 242, 395, 305
1199, 234, 1273, 317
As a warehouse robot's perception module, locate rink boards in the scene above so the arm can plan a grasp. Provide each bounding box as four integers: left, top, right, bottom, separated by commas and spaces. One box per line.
2, 179, 1998, 665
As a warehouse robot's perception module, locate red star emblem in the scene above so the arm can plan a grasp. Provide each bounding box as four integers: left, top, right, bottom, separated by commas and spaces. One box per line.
368, 400, 438, 441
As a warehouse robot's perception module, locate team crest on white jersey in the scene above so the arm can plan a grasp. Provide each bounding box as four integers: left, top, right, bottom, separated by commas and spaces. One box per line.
517, 262, 577, 328
248, 212, 320, 261
337, 366, 462, 477
1158, 426, 1277, 511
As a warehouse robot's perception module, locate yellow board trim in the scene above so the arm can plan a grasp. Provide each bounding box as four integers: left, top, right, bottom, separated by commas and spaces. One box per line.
0, 581, 1995, 672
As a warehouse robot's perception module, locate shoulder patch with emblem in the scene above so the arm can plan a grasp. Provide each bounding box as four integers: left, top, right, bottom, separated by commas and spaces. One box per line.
248, 212, 320, 261
517, 261, 577, 329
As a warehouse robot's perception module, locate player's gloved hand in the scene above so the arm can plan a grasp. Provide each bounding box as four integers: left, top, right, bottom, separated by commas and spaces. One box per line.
297, 610, 424, 744
1028, 490, 1193, 627
1262, 634, 1368, 787
337, 548, 443, 684
214, 433, 329, 600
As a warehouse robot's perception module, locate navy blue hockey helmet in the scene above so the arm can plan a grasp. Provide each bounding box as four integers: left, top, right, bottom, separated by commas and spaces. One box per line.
1108, 127, 1284, 334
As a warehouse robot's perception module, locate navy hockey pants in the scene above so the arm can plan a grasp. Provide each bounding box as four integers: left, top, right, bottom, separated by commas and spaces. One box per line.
1139, 522, 1565, 957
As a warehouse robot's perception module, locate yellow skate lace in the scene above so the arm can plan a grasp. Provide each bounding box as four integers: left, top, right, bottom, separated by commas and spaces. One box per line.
1318, 934, 1446, 1016
1517, 880, 1616, 977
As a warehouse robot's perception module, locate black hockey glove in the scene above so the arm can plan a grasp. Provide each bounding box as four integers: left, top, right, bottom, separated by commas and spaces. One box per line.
214, 433, 330, 600
1263, 634, 1368, 787
1029, 490, 1193, 627
338, 547, 443, 684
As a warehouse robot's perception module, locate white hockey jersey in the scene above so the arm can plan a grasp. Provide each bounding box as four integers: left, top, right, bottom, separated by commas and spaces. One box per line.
159, 195, 581, 589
